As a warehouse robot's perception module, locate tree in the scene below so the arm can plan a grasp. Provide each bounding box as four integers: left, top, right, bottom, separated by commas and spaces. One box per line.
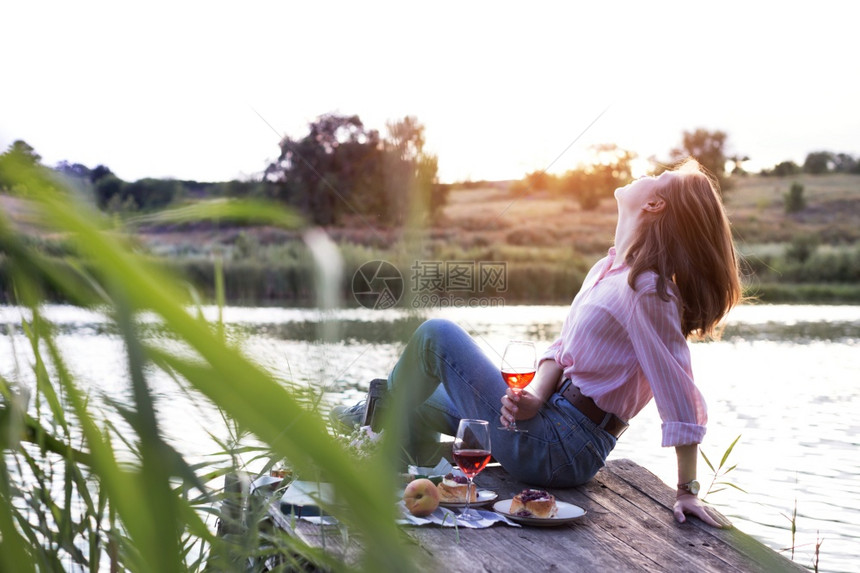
5, 140, 42, 165
94, 174, 125, 209
588, 143, 635, 182
265, 113, 442, 226
831, 153, 857, 174
92, 175, 180, 212
764, 160, 801, 177
803, 151, 832, 174
524, 170, 551, 191
55, 161, 91, 179
382, 116, 443, 225
90, 165, 114, 182
666, 129, 731, 191
53, 161, 97, 203
265, 113, 380, 225
557, 169, 588, 207
124, 178, 181, 210
0, 140, 43, 191
555, 144, 635, 210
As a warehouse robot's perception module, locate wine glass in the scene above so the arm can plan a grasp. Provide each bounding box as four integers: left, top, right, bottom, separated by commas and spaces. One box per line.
452, 419, 492, 521
500, 340, 536, 432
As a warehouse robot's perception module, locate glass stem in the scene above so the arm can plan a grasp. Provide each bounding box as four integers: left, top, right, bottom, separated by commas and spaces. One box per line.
510, 388, 521, 430
464, 477, 472, 515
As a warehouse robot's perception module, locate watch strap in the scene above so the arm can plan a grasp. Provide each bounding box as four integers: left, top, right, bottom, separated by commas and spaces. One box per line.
677, 479, 700, 496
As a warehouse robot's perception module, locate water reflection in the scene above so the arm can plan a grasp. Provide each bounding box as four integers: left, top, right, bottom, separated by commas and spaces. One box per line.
722, 320, 860, 342
240, 316, 427, 343
4, 303, 859, 344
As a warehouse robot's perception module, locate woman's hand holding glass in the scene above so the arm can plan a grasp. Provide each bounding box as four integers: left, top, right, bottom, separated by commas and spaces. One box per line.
498, 341, 536, 432
500, 357, 564, 429
500, 386, 543, 428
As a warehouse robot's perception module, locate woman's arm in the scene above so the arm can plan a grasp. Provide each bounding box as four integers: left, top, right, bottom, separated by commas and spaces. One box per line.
499, 359, 562, 427
673, 444, 732, 528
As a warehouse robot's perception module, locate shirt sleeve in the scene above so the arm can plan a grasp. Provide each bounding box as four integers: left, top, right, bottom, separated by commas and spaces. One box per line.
539, 337, 562, 366
628, 287, 707, 447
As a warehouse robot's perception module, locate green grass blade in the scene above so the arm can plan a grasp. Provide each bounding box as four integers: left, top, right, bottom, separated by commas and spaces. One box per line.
719, 434, 742, 470
0, 467, 37, 572
127, 198, 305, 229
700, 448, 715, 473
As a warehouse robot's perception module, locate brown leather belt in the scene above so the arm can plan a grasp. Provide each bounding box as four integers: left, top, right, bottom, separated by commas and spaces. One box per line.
559, 379, 628, 439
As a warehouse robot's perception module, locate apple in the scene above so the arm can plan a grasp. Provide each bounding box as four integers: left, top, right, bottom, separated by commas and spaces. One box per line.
402, 478, 440, 517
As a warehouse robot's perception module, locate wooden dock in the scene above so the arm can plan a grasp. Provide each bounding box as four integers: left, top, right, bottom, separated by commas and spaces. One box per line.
265, 459, 806, 572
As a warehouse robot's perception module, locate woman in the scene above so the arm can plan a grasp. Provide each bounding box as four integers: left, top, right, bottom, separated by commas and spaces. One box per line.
336, 159, 741, 528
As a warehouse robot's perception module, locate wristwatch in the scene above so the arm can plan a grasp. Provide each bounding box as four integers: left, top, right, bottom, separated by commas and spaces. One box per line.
677, 480, 700, 496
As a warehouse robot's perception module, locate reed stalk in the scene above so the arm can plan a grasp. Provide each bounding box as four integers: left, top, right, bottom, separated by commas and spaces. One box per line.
0, 153, 416, 571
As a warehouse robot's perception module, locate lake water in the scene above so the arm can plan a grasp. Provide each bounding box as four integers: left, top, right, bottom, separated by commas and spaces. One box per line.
2, 303, 858, 572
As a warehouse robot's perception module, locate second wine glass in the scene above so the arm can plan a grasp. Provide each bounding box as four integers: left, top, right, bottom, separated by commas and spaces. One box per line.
500, 340, 536, 432
452, 419, 492, 521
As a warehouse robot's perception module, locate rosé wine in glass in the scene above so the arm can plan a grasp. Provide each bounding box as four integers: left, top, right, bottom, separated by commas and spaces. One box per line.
453, 419, 492, 521
500, 341, 536, 432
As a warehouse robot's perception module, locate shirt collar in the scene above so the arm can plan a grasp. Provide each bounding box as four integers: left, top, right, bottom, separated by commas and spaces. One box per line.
604, 247, 628, 275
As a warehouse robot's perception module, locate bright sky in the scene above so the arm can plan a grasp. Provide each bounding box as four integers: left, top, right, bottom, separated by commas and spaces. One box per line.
2, 1, 859, 183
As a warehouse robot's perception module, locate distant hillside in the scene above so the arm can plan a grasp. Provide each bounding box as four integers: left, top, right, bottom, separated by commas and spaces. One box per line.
6, 174, 858, 255
722, 174, 860, 245
435, 174, 860, 255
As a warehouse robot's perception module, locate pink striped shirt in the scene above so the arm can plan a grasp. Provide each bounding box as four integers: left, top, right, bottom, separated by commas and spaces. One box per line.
542, 248, 707, 447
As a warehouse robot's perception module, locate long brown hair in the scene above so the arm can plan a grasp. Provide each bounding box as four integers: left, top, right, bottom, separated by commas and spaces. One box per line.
626, 159, 742, 339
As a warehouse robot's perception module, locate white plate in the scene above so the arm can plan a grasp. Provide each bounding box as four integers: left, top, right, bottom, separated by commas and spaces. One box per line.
493, 499, 586, 526
439, 489, 498, 509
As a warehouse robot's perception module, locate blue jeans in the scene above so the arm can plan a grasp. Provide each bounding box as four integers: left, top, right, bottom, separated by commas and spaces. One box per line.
387, 318, 616, 487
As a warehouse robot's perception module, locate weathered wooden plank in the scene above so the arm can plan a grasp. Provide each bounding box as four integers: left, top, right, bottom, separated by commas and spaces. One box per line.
458, 465, 697, 571
579, 464, 748, 572
270, 502, 364, 567
601, 459, 806, 572
458, 466, 683, 572
278, 459, 804, 572
408, 519, 663, 573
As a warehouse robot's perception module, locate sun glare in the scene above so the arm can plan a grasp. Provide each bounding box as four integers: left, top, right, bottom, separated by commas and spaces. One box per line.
629, 157, 651, 179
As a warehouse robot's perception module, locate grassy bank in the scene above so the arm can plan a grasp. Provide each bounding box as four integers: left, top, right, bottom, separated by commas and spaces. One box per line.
5, 248, 859, 307
745, 282, 860, 303
2, 174, 859, 306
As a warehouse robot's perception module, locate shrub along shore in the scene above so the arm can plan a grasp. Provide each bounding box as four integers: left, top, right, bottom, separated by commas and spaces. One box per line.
175, 247, 860, 306
2, 240, 859, 307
